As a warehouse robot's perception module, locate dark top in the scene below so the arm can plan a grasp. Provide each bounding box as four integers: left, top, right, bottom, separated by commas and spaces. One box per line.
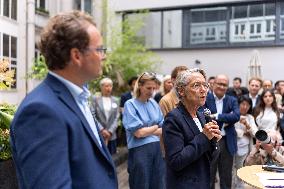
163, 102, 217, 189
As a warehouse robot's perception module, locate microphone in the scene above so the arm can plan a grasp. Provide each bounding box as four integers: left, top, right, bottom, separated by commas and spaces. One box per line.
203, 108, 212, 123
203, 108, 218, 145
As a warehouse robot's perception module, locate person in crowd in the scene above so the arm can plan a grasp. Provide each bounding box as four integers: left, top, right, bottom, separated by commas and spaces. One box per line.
153, 77, 162, 98
119, 76, 138, 146
245, 77, 263, 110
159, 66, 188, 158
262, 79, 273, 90
233, 95, 258, 189
254, 89, 280, 133
154, 75, 173, 103
205, 74, 240, 189
274, 80, 284, 95
10, 11, 117, 188
120, 76, 138, 112
245, 131, 284, 166
163, 68, 221, 189
226, 77, 249, 98
208, 76, 215, 94
274, 80, 284, 112
123, 72, 164, 189
92, 77, 119, 155
159, 65, 188, 116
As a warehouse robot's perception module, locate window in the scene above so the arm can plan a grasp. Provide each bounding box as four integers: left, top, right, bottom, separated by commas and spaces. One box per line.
127, 12, 162, 48
2, 0, 17, 20
1, 33, 17, 89
74, 0, 93, 15
230, 3, 275, 42
163, 10, 182, 48
188, 7, 227, 45
36, 0, 45, 9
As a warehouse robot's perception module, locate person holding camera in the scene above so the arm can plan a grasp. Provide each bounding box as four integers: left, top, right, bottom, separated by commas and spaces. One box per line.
245, 131, 284, 166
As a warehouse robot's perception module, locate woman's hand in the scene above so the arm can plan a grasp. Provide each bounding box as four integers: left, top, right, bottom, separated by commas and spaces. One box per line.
202, 121, 221, 141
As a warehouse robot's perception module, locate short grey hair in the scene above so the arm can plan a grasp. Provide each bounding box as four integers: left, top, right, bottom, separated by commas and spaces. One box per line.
99, 77, 113, 87
175, 68, 207, 99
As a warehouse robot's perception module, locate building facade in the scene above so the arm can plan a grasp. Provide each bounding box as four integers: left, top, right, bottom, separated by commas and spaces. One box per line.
111, 0, 284, 86
0, 0, 103, 104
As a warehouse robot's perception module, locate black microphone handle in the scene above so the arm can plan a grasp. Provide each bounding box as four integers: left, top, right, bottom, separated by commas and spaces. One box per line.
204, 115, 218, 143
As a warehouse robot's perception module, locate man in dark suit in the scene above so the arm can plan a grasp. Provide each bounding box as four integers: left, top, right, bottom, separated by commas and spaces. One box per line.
163, 69, 221, 189
205, 74, 240, 189
10, 11, 118, 189
246, 77, 262, 110
226, 77, 248, 98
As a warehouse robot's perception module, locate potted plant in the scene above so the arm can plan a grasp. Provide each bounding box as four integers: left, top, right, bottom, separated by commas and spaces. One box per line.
0, 58, 18, 189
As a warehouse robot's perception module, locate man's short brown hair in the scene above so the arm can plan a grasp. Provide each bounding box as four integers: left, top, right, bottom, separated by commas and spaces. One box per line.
248, 77, 263, 86
39, 11, 96, 70
171, 66, 188, 79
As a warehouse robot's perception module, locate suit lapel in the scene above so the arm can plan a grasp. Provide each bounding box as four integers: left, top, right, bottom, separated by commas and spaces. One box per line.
222, 96, 228, 113
207, 93, 217, 114
44, 74, 113, 164
178, 103, 200, 135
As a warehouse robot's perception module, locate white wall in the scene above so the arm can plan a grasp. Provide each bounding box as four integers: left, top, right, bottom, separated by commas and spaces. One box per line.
155, 47, 284, 87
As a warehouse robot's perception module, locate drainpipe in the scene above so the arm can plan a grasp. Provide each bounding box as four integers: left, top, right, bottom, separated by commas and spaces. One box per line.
26, 0, 35, 95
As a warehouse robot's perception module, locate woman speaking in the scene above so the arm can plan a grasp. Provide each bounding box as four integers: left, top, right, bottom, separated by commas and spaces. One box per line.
163, 68, 221, 189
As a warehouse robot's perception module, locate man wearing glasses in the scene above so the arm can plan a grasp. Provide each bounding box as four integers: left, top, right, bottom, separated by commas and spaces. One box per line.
204, 74, 240, 189
10, 11, 117, 189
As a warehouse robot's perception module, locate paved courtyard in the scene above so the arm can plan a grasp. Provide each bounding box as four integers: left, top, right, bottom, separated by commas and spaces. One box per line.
117, 161, 254, 189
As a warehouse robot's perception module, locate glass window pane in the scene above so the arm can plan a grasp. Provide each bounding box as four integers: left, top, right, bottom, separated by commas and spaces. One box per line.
250, 4, 263, 17
11, 36, 17, 58
230, 3, 275, 42
74, 0, 81, 10
3, 34, 9, 57
126, 12, 162, 48
233, 6, 247, 19
10, 67, 16, 89
84, 0, 92, 14
191, 11, 204, 23
162, 10, 182, 48
11, 0, 17, 20
190, 7, 227, 45
265, 3, 275, 16
281, 2, 284, 15
3, 0, 9, 17
40, 0, 45, 9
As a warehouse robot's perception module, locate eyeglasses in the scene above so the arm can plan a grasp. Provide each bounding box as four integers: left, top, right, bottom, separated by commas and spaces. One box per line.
86, 46, 107, 55
215, 83, 228, 88
138, 72, 157, 83
190, 82, 209, 90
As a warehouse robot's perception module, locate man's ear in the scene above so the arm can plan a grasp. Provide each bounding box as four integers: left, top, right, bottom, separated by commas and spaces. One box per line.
70, 48, 83, 66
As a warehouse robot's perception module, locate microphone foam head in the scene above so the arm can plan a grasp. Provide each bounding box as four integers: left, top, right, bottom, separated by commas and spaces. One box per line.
204, 108, 211, 117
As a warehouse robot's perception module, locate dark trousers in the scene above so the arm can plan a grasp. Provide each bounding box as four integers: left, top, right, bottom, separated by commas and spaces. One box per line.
128, 142, 165, 189
210, 137, 233, 189
107, 139, 117, 155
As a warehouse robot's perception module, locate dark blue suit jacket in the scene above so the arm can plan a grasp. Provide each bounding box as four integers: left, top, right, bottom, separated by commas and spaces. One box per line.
163, 102, 217, 189
10, 74, 118, 189
204, 93, 240, 155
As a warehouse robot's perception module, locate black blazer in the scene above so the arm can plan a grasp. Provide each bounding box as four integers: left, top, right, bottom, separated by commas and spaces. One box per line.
163, 102, 217, 189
